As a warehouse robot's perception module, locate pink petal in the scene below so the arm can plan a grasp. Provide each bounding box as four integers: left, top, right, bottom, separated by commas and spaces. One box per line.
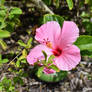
58, 21, 79, 49
27, 44, 52, 65
35, 21, 61, 48
55, 45, 81, 70
43, 67, 56, 74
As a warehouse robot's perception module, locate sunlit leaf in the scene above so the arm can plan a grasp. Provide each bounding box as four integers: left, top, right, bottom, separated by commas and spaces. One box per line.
0, 30, 10, 38
18, 40, 27, 47
0, 39, 8, 50
66, 0, 73, 10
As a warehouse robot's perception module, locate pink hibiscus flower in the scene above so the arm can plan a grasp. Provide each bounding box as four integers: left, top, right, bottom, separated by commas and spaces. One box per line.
27, 21, 81, 74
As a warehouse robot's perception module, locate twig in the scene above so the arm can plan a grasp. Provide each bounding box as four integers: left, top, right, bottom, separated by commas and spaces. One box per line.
7, 50, 22, 66
30, 0, 54, 14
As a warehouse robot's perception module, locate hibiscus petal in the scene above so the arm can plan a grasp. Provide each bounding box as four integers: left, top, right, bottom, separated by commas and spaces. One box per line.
44, 67, 56, 74
27, 44, 52, 65
58, 21, 79, 49
55, 45, 81, 70
35, 21, 61, 48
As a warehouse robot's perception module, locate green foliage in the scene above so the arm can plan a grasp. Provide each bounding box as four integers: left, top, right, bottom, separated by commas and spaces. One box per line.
18, 37, 33, 49
36, 51, 60, 77
66, 0, 73, 10
0, 4, 22, 50
0, 39, 8, 50
37, 66, 44, 77
36, 70, 67, 82
43, 14, 64, 27
0, 30, 10, 38
75, 35, 92, 57
48, 64, 60, 72
75, 35, 92, 51
42, 50, 47, 61
43, 0, 51, 6
16, 49, 27, 68
0, 54, 9, 65
0, 0, 5, 5
53, 0, 60, 8
47, 55, 55, 64
0, 77, 15, 92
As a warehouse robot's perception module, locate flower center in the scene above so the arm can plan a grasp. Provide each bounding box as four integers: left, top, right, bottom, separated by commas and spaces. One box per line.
53, 48, 62, 56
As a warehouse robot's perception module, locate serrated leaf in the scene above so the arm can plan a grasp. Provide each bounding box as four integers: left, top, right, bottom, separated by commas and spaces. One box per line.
48, 64, 60, 72
0, 30, 10, 38
66, 0, 73, 10
43, 14, 64, 27
37, 66, 44, 77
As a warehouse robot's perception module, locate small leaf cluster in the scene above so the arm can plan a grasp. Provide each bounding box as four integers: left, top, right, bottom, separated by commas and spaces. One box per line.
36, 51, 60, 77
0, 1, 22, 50
0, 77, 15, 92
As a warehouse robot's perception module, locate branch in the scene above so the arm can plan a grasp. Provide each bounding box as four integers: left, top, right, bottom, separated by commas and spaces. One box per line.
30, 0, 54, 14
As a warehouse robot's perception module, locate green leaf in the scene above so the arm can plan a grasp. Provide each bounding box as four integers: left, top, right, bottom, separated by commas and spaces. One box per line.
43, 0, 51, 5
13, 77, 24, 85
0, 0, 5, 5
43, 14, 64, 27
35, 70, 67, 82
0, 54, 2, 60
16, 61, 20, 67
27, 37, 33, 48
42, 50, 47, 61
37, 67, 44, 77
0, 21, 6, 29
0, 30, 10, 38
18, 40, 27, 47
48, 64, 60, 72
0, 59, 9, 64
47, 55, 55, 64
53, 0, 60, 8
10, 7, 22, 15
0, 39, 8, 50
2, 59, 8, 63
22, 49, 27, 57
85, 0, 89, 4
0, 10, 6, 17
75, 35, 92, 51
66, 0, 73, 10
0, 86, 3, 91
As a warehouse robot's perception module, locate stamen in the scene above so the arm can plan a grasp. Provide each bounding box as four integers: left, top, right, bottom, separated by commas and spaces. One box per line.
46, 42, 52, 48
